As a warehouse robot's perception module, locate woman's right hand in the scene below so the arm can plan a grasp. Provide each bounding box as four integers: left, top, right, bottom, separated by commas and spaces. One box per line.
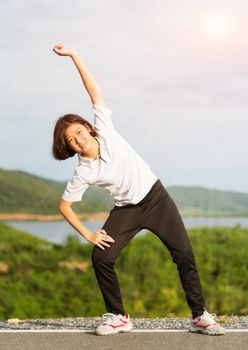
87, 229, 115, 250
52, 44, 77, 57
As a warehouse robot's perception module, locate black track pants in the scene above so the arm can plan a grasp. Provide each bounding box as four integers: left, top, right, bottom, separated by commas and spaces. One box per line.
91, 179, 205, 317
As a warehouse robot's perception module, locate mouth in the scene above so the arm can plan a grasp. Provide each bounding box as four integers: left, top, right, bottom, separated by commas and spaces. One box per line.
79, 141, 87, 149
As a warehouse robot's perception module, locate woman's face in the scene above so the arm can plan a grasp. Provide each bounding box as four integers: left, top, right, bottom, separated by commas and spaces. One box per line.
64, 123, 94, 154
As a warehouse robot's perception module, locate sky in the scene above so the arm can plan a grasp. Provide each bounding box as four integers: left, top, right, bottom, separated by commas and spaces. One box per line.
1, 0, 248, 193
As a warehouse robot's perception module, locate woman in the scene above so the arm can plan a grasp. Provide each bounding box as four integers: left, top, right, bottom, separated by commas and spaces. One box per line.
52, 44, 225, 336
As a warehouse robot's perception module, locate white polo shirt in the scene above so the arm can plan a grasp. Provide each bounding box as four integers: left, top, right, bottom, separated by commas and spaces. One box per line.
62, 104, 159, 206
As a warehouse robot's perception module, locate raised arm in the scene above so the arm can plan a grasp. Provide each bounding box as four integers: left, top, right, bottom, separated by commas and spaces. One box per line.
53, 44, 105, 106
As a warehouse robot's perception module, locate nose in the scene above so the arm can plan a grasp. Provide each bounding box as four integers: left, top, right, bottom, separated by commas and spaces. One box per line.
74, 136, 80, 145
74, 136, 85, 148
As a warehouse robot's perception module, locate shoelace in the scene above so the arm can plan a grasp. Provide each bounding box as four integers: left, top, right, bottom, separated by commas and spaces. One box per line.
194, 309, 217, 320
101, 313, 117, 323
202, 310, 218, 321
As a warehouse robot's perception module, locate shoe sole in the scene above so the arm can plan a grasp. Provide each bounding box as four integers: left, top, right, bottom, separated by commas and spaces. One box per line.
189, 325, 225, 336
95, 323, 133, 336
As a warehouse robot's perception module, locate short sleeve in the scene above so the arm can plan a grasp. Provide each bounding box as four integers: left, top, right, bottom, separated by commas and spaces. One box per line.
62, 171, 89, 203
93, 104, 114, 132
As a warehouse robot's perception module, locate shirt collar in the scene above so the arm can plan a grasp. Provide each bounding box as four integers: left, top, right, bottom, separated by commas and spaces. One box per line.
77, 136, 108, 164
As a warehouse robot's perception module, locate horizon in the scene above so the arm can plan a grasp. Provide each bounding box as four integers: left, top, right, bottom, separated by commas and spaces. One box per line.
1, 166, 248, 195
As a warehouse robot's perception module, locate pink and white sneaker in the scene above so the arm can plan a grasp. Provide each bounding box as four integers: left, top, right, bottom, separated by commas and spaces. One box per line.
189, 308, 226, 335
95, 313, 133, 335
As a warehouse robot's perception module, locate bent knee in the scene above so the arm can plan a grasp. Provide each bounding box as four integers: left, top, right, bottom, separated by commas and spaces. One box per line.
91, 246, 115, 267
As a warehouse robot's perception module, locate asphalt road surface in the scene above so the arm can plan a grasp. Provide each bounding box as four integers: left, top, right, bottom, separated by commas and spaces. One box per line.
0, 330, 248, 350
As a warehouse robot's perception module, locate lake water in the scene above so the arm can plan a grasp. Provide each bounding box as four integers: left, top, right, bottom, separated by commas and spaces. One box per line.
4, 217, 248, 244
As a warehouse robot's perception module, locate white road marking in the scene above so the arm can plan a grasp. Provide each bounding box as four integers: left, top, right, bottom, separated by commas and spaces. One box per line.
0, 329, 247, 333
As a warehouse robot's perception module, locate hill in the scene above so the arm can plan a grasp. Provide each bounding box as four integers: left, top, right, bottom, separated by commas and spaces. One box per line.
168, 186, 248, 216
0, 168, 114, 215
0, 167, 248, 216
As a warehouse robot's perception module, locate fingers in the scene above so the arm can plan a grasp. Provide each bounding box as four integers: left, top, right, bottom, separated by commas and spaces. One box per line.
101, 230, 115, 242
97, 241, 110, 250
52, 44, 65, 56
53, 44, 63, 50
95, 230, 115, 250
97, 243, 106, 250
52, 48, 61, 55
102, 241, 111, 248
97, 238, 111, 250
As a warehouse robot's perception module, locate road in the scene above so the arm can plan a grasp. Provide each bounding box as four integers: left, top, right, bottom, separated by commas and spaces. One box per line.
1, 329, 247, 350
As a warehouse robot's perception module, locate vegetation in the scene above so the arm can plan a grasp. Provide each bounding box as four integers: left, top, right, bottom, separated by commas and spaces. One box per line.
0, 221, 247, 320
169, 186, 248, 216
0, 168, 114, 214
1, 167, 248, 216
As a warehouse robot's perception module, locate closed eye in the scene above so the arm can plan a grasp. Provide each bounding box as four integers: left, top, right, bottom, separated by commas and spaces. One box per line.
67, 128, 81, 143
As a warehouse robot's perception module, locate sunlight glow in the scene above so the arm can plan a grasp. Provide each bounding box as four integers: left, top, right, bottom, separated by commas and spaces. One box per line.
202, 15, 234, 40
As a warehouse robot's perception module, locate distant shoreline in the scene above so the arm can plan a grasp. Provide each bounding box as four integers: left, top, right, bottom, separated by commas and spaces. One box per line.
0, 212, 109, 222
0, 212, 248, 222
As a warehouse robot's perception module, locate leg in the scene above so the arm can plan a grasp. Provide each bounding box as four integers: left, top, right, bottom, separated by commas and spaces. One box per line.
141, 184, 205, 317
91, 205, 140, 315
